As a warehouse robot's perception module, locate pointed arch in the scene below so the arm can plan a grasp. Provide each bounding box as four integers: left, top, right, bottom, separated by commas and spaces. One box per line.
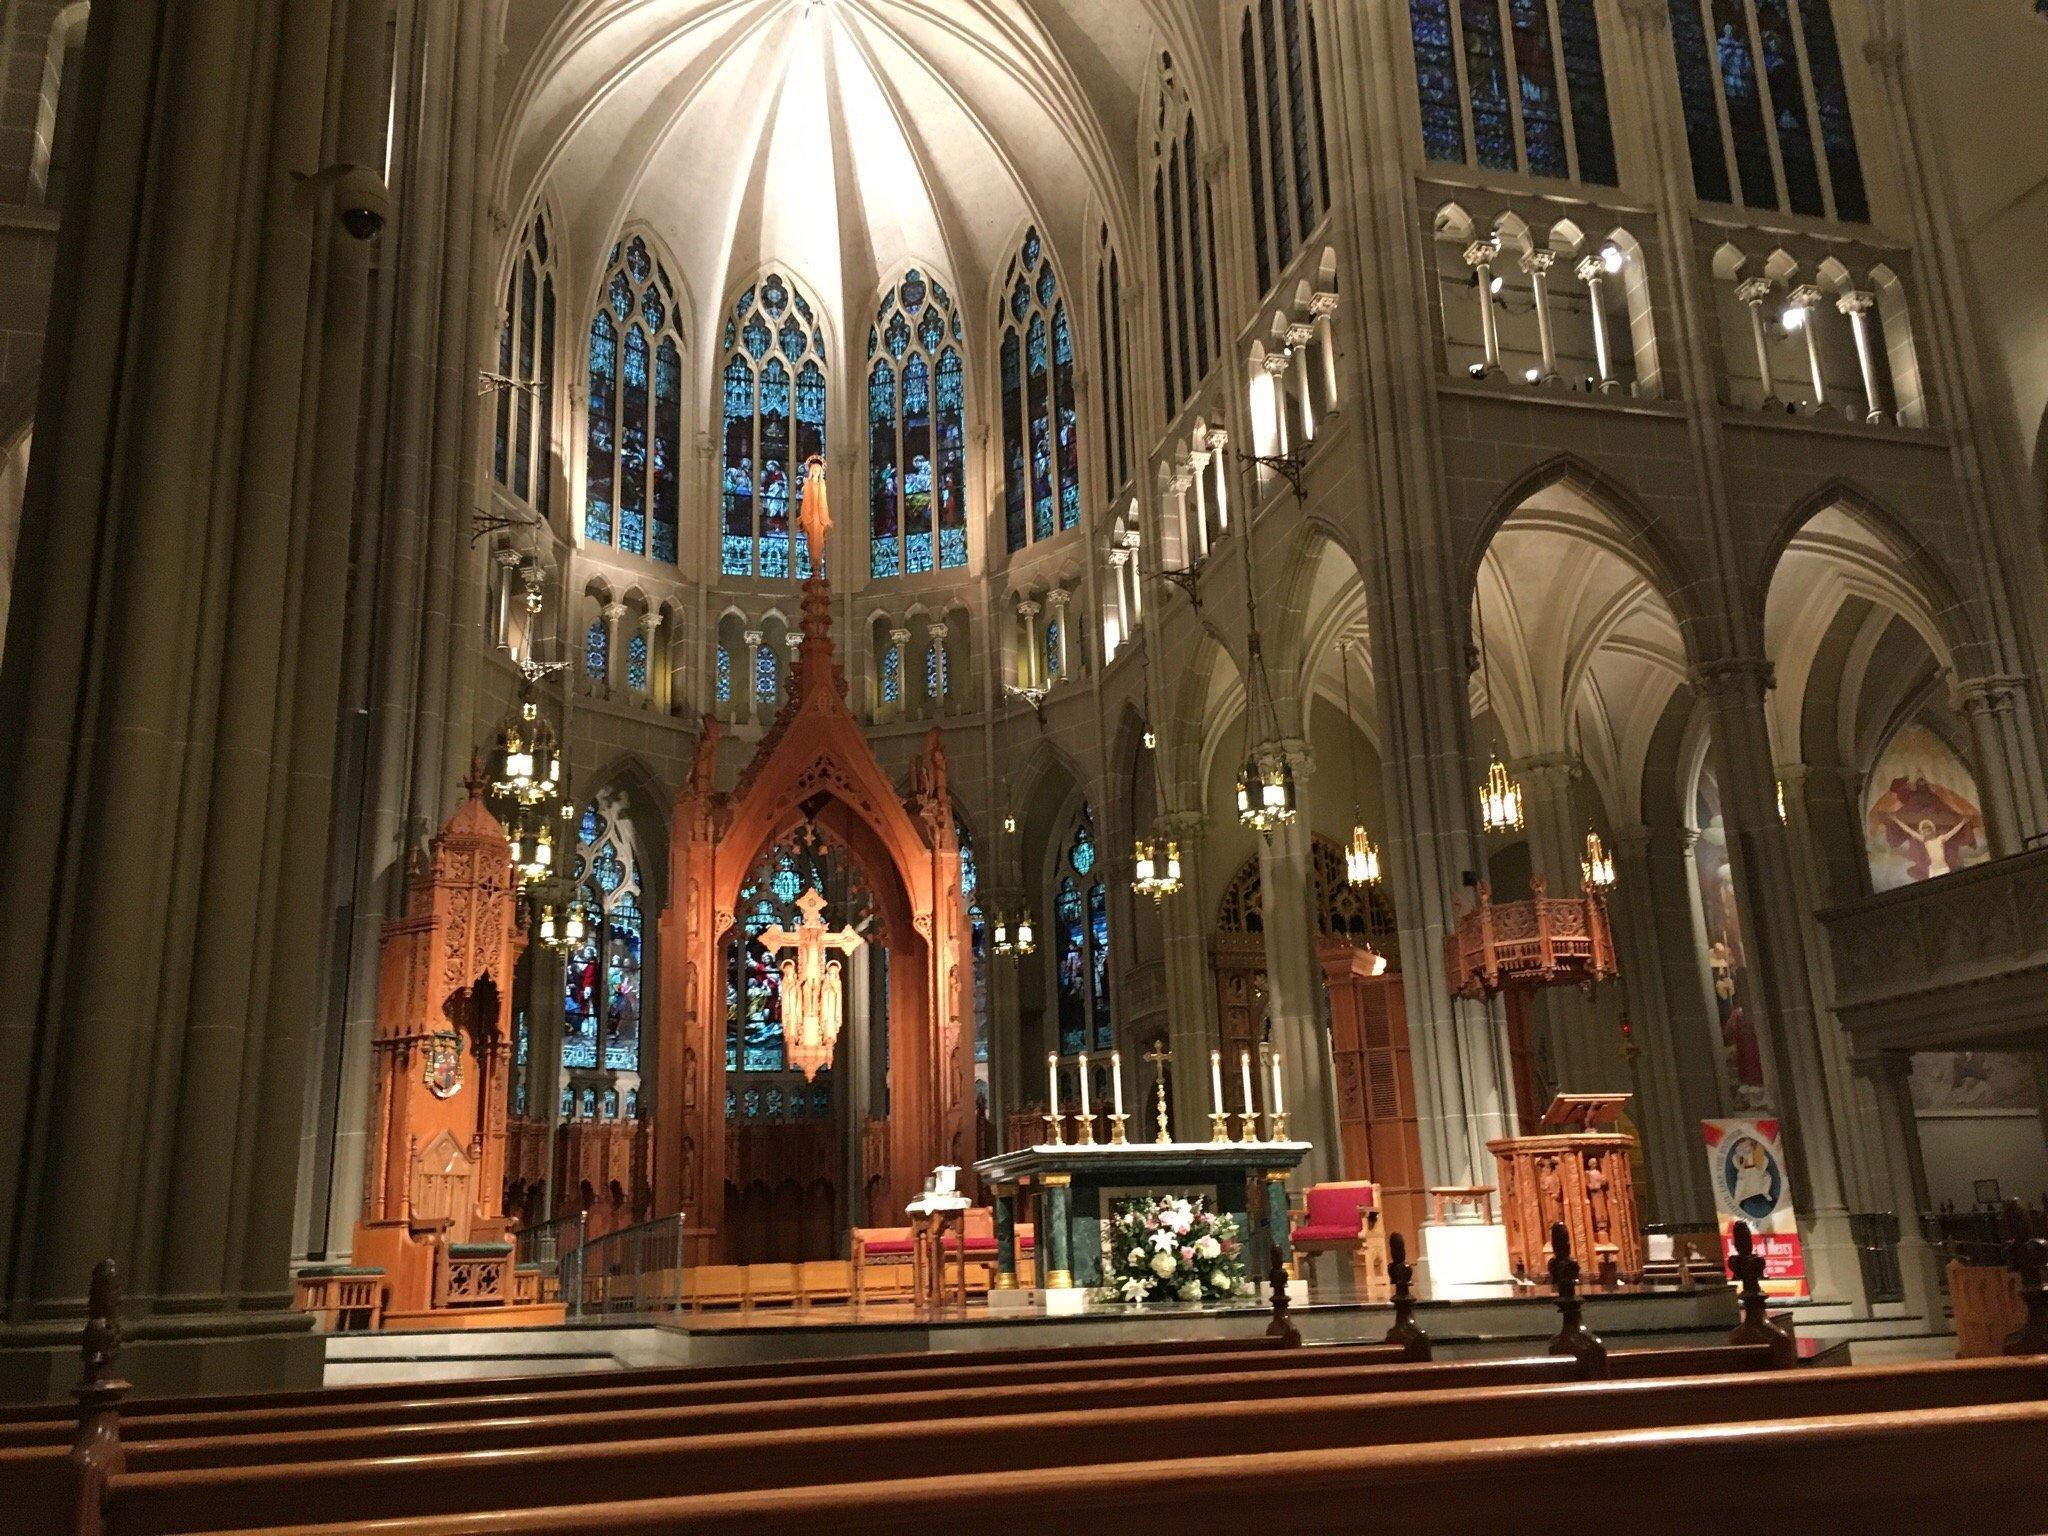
718, 269, 828, 579
868, 266, 968, 578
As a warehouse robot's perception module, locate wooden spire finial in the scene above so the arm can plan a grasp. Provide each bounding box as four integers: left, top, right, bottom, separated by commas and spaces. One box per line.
70, 1259, 130, 1534
1727, 1219, 1799, 1366
1265, 1245, 1301, 1347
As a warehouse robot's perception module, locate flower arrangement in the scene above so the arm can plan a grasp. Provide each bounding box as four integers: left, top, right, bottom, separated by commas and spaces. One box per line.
1103, 1193, 1251, 1304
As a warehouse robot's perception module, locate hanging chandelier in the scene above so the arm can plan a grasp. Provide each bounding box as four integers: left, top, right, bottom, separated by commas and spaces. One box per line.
1339, 638, 1380, 885
535, 891, 590, 953
992, 907, 1036, 958
1132, 837, 1183, 900
1581, 828, 1616, 891
1479, 754, 1525, 834
490, 693, 561, 808
1231, 478, 1295, 834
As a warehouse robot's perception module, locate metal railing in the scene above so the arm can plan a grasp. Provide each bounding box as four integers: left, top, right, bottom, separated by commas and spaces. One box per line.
1849, 1211, 1904, 1305
512, 1211, 587, 1302
559, 1213, 687, 1319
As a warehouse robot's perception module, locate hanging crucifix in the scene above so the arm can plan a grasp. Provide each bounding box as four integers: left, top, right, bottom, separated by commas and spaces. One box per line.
758, 887, 862, 1081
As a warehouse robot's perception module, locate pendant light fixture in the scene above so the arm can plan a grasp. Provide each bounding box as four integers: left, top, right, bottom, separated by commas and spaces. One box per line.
1581, 829, 1616, 891
1472, 576, 1524, 834
1233, 485, 1295, 833
1129, 644, 1183, 899
1339, 637, 1381, 886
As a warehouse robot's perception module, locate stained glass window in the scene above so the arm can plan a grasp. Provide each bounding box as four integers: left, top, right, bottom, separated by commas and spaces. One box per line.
1259, 0, 1296, 269
881, 642, 902, 705
564, 806, 645, 1076
627, 632, 649, 693
999, 231, 1080, 554
585, 235, 682, 561
495, 209, 557, 518
585, 619, 608, 682
1666, 0, 1865, 220
722, 272, 826, 578
1241, 16, 1274, 296
1045, 619, 1062, 681
924, 644, 941, 701
1050, 804, 1111, 1060
755, 642, 778, 702
1406, 0, 1617, 185
1093, 232, 1133, 500
716, 645, 732, 703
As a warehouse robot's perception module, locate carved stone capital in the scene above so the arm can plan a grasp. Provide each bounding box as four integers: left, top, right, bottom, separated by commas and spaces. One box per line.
1735, 277, 1776, 307
1836, 290, 1875, 316
1307, 289, 1339, 319
1690, 655, 1776, 696
1284, 321, 1316, 350
1463, 237, 1501, 270
1519, 249, 1556, 277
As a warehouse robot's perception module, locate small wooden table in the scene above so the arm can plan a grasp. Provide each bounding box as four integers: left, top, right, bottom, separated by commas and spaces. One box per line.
906, 1194, 971, 1310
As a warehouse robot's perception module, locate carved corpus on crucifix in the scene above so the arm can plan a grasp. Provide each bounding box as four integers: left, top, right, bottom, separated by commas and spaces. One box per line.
759, 886, 862, 1080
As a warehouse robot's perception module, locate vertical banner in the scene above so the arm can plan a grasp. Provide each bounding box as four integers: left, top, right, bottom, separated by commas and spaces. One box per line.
1701, 1118, 1808, 1299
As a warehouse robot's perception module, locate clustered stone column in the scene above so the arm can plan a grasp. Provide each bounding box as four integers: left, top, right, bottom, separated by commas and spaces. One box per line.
0, 0, 384, 1391
1253, 746, 1340, 1186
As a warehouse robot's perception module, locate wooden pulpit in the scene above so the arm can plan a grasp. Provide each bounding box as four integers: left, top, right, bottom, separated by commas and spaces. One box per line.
1488, 1094, 1643, 1284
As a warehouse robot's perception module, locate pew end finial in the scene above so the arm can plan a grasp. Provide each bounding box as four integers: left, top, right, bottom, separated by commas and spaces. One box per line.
71, 1259, 130, 1536
1266, 1246, 1302, 1347
1383, 1230, 1431, 1360
1726, 1220, 1799, 1367
1546, 1221, 1606, 1376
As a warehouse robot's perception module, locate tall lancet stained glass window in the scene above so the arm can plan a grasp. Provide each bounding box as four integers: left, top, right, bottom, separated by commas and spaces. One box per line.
721, 273, 827, 579
585, 234, 683, 561
495, 208, 557, 516
868, 270, 968, 579
998, 228, 1082, 555
1051, 804, 1111, 1057
1238, 0, 1335, 299
565, 803, 645, 1074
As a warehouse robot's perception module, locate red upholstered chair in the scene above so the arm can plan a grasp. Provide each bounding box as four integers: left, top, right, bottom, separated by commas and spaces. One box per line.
1290, 1180, 1391, 1301
850, 1226, 915, 1303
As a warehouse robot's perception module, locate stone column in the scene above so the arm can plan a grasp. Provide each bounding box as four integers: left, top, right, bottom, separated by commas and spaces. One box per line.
1958, 675, 2043, 856
1108, 551, 1131, 653
1015, 599, 1040, 690
1464, 237, 1504, 376
1520, 250, 1560, 385
600, 601, 626, 693
1285, 321, 1317, 441
1046, 591, 1071, 683
1854, 1052, 1947, 1323
1836, 291, 1888, 424
1155, 810, 1222, 1134
1205, 428, 1231, 536
0, 0, 381, 1391
1513, 754, 1615, 1096
1251, 745, 1340, 1188
926, 621, 949, 713
1575, 253, 1619, 392
1735, 278, 1778, 405
1787, 285, 1830, 412
1262, 354, 1294, 456
888, 626, 911, 715
493, 548, 523, 649
741, 627, 763, 725
1310, 291, 1341, 411
842, 941, 874, 1232
1693, 658, 1864, 1307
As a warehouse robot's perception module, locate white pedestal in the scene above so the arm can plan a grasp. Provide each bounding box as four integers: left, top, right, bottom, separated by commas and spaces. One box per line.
1040, 1286, 1090, 1317
1422, 1220, 1512, 1298
985, 1284, 1032, 1312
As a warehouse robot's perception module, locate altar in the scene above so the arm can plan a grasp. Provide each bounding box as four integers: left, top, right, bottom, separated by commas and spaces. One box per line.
974, 1141, 1312, 1299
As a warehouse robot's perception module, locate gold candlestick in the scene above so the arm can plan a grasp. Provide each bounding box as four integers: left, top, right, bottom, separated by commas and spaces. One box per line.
1237, 1110, 1261, 1144
1075, 1110, 1097, 1145
1208, 1110, 1232, 1144
1042, 1111, 1065, 1147
1144, 1041, 1174, 1144
1270, 1110, 1291, 1142
1109, 1112, 1130, 1145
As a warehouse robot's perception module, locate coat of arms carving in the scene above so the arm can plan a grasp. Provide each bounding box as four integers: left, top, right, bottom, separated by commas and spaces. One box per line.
423, 1031, 464, 1098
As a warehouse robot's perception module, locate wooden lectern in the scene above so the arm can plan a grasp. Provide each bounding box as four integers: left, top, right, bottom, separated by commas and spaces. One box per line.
1488, 1094, 1642, 1285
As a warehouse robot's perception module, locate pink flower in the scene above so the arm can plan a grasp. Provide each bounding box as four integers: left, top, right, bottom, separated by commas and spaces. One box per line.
1220, 1239, 1239, 1256
1180, 1246, 1195, 1264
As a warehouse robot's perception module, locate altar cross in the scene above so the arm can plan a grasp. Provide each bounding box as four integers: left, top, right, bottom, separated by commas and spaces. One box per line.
758, 888, 862, 1080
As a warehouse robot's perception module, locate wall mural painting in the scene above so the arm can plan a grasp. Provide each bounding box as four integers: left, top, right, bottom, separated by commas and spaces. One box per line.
1860, 727, 2035, 1114
1691, 762, 1768, 1111
1863, 725, 1987, 891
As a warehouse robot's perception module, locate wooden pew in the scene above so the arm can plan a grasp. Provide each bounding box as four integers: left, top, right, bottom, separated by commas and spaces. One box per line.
228, 1400, 2048, 1536
84, 1356, 2048, 1535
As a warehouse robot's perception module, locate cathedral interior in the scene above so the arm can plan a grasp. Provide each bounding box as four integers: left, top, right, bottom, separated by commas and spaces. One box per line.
5, 1, 2048, 1518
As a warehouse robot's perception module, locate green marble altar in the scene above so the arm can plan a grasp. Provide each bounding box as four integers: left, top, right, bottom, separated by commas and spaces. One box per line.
973, 1140, 1312, 1293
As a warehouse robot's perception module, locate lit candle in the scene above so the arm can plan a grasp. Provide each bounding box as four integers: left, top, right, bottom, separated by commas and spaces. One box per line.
1111, 1050, 1125, 1117
1210, 1049, 1224, 1111
1240, 1049, 1255, 1116
1047, 1051, 1060, 1116
1078, 1053, 1091, 1120
1271, 1049, 1286, 1116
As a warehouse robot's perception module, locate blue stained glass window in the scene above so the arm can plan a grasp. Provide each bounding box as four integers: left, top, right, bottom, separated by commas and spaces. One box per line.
1510, 0, 1569, 179
1259, 0, 1295, 273
1797, 0, 1866, 221
588, 234, 681, 560
1056, 876, 1086, 1057
594, 842, 622, 893
1460, 0, 1516, 171
770, 855, 801, 904
869, 359, 900, 580
1088, 881, 1111, 1051
564, 904, 599, 1069
1166, 139, 1192, 405
515, 257, 536, 502
618, 327, 648, 556
627, 632, 648, 692
1044, 618, 1061, 680
1027, 314, 1053, 542
1071, 820, 1095, 875
1409, 0, 1467, 164
724, 276, 827, 581
1023, 228, 1041, 268
1754, 0, 1821, 214
1668, 0, 1734, 203
886, 312, 910, 358
936, 348, 967, 569
1282, 0, 1319, 238
1713, 0, 1778, 207
1001, 330, 1026, 553
581, 806, 600, 844
1557, 0, 1617, 185
918, 308, 943, 353
882, 644, 902, 704
716, 645, 732, 702
1182, 118, 1212, 379
1052, 305, 1080, 531
925, 645, 940, 700
585, 619, 608, 682
755, 643, 777, 701
903, 356, 933, 575
586, 314, 616, 544
604, 889, 642, 1072
957, 824, 978, 895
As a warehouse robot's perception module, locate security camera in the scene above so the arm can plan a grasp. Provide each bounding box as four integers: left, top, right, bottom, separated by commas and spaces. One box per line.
335, 164, 390, 241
